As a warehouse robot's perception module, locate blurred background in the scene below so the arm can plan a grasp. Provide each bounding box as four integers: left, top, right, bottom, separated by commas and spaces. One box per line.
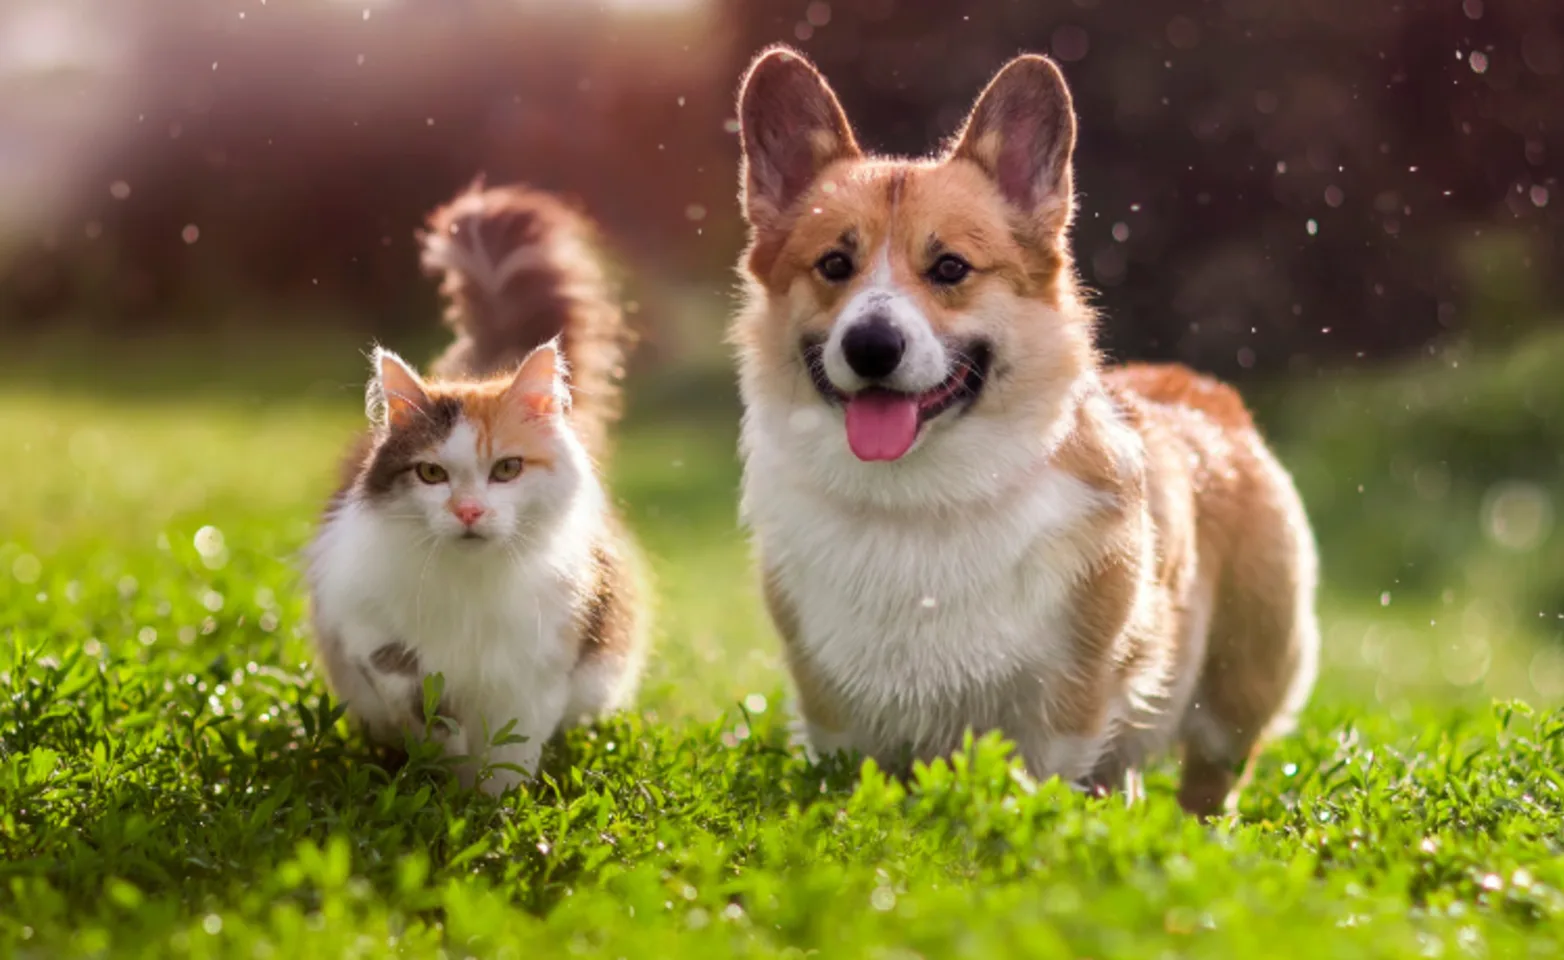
1, 0, 1562, 716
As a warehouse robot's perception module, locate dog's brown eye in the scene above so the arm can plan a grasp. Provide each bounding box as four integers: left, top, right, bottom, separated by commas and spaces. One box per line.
414, 462, 448, 484
816, 251, 854, 282
490, 457, 524, 482
929, 254, 972, 286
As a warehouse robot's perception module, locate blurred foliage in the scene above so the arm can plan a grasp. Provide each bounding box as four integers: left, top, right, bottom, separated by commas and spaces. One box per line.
1260, 326, 1564, 630
0, 0, 1559, 379
0, 0, 736, 346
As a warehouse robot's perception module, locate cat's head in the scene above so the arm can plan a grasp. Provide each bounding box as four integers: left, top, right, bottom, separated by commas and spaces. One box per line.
355, 341, 587, 546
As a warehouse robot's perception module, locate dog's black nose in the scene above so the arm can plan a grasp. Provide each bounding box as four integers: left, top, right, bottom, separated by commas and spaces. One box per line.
840, 317, 905, 381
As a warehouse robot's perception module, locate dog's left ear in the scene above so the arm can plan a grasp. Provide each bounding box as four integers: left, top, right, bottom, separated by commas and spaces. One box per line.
950, 55, 1077, 237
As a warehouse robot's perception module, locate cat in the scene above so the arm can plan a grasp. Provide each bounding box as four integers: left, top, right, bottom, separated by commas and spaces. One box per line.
306, 182, 647, 795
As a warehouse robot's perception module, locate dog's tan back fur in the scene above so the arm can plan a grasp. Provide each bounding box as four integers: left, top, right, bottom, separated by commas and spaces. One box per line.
732, 46, 1318, 815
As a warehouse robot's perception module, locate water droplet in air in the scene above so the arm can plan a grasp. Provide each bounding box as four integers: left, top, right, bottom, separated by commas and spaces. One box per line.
11, 554, 41, 584
194, 525, 226, 558
1051, 25, 1090, 63
1483, 482, 1553, 551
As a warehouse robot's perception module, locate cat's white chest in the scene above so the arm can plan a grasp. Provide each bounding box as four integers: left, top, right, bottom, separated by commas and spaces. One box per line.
379, 563, 574, 710
309, 502, 579, 721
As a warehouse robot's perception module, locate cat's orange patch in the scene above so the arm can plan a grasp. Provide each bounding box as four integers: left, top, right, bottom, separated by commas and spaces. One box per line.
426, 379, 560, 471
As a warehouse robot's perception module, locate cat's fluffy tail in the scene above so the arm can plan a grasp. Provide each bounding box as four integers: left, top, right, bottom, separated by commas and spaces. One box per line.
419, 179, 631, 460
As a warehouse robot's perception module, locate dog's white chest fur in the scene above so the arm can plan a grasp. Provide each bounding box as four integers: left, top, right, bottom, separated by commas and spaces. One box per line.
742, 412, 1112, 771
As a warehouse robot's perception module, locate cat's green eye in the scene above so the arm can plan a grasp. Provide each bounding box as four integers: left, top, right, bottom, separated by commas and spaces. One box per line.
490, 457, 524, 483
414, 462, 448, 484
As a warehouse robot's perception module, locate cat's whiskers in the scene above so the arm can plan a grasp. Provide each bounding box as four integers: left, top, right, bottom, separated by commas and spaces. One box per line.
411, 531, 446, 634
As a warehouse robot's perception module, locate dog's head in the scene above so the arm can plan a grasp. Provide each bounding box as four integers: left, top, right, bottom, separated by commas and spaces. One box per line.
733, 46, 1095, 492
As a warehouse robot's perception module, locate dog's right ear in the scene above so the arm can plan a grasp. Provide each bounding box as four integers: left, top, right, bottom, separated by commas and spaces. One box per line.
737, 45, 860, 233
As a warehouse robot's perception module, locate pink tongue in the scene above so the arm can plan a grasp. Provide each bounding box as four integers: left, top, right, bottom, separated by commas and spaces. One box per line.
845, 392, 920, 462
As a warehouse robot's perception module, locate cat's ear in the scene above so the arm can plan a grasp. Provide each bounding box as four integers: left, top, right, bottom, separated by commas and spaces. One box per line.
503, 340, 568, 419
369, 347, 431, 429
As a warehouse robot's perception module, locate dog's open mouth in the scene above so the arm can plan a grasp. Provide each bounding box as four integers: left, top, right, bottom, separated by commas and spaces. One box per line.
804, 340, 991, 462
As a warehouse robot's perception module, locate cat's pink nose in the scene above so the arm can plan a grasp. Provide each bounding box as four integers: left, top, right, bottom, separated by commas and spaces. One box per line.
449, 500, 486, 527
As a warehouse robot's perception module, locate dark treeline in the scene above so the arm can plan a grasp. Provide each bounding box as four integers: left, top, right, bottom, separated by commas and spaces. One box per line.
0, 0, 738, 348
732, 0, 1563, 374
1, 0, 1559, 377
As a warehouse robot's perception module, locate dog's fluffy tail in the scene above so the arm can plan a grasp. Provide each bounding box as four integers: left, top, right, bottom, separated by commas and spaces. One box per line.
419, 180, 630, 459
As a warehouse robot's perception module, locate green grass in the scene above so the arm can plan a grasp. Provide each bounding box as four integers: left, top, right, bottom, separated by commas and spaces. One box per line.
2, 332, 1563, 958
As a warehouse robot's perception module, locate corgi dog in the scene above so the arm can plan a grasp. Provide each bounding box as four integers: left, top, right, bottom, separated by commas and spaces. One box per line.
307, 183, 646, 795
731, 46, 1319, 815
